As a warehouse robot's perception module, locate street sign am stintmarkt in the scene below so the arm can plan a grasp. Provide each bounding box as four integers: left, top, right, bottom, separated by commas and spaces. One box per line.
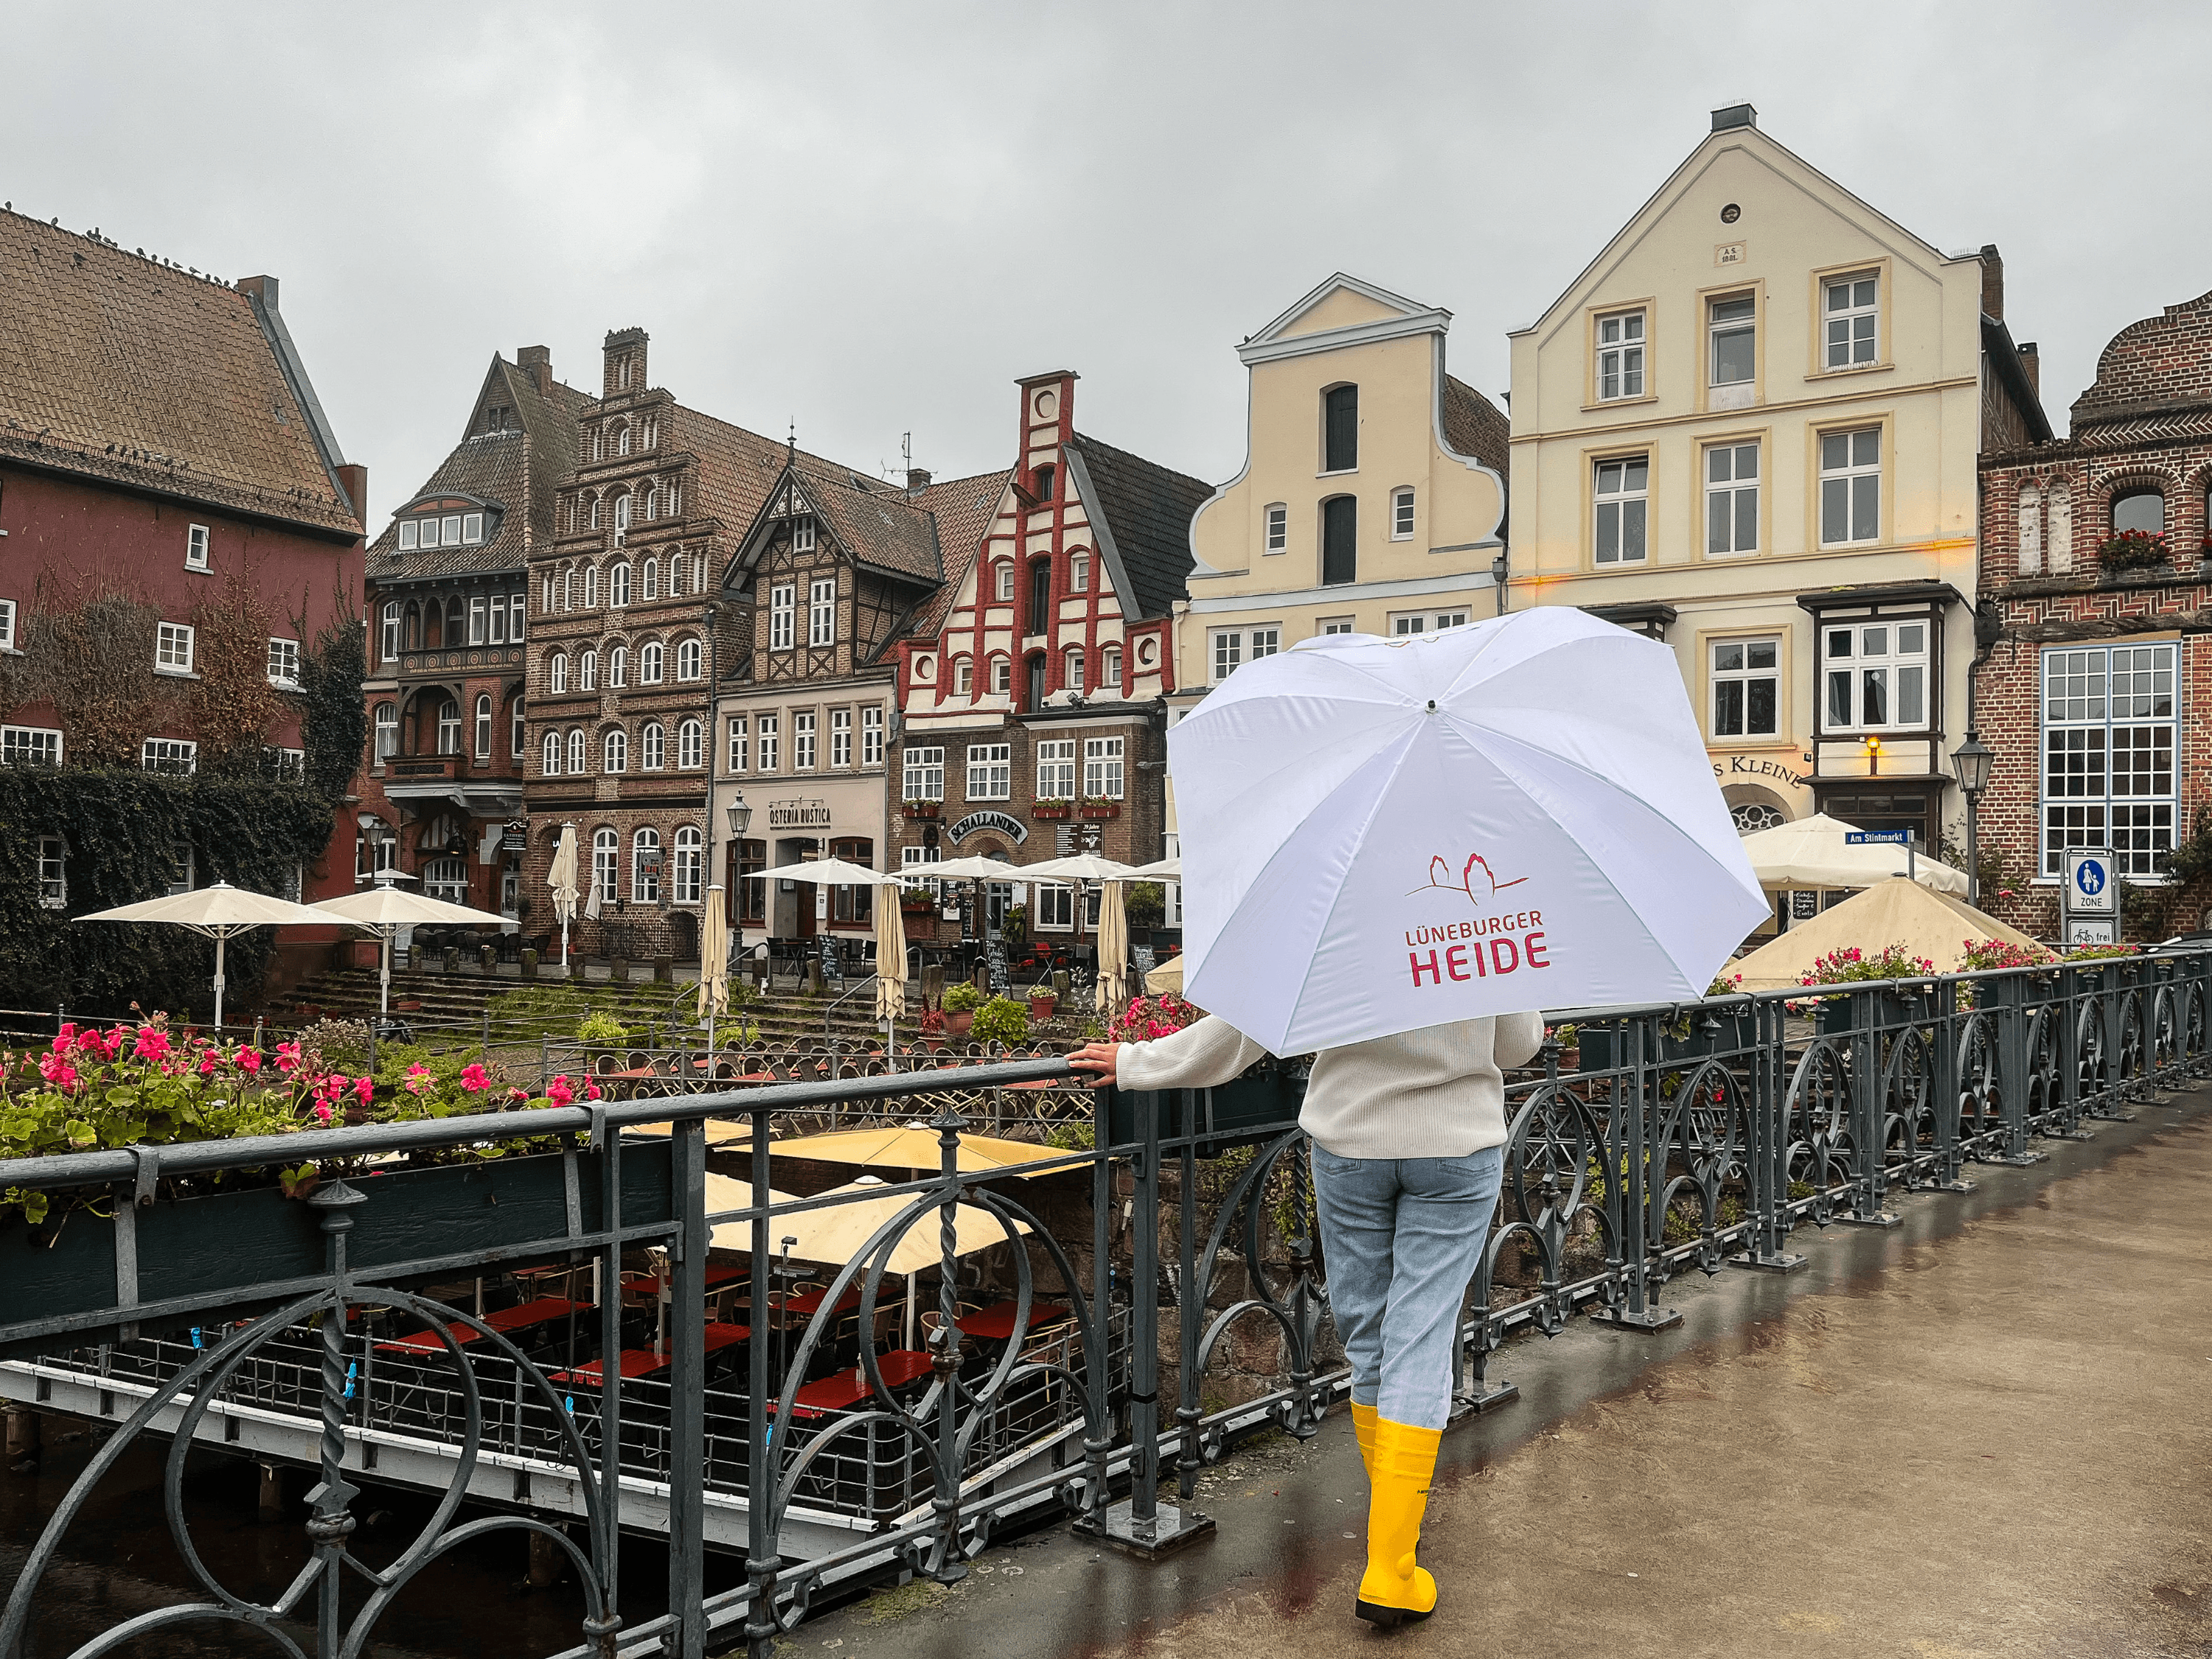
1844, 830, 1910, 846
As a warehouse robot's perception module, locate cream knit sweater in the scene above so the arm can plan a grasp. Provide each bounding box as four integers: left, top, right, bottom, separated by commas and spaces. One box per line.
1114, 1011, 1545, 1161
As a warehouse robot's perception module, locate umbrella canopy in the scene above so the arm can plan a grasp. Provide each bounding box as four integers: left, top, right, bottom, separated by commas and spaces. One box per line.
735, 1178, 1029, 1276
1144, 955, 1183, 996
1020, 853, 1140, 882
1095, 880, 1130, 1013
698, 885, 730, 1024
1739, 813, 1968, 896
627, 1118, 757, 1146
701, 1172, 804, 1251
874, 880, 908, 1023
74, 882, 344, 1029
548, 827, 580, 925
740, 857, 890, 887
918, 856, 1023, 881
1172, 609, 1767, 1053
1113, 857, 1180, 883
766, 1124, 1061, 1180
1728, 876, 2046, 992
312, 886, 506, 1016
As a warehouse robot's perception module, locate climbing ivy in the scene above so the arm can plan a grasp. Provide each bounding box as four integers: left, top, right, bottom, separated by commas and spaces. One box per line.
296, 599, 365, 803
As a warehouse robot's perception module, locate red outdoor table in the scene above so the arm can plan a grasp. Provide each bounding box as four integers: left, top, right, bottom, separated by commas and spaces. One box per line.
549, 1347, 672, 1387
783, 1287, 863, 1319
782, 1349, 938, 1416
955, 1301, 1071, 1342
700, 1321, 751, 1356
374, 1297, 581, 1356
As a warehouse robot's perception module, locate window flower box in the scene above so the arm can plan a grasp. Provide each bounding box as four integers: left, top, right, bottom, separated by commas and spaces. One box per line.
1078, 799, 1120, 820
2098, 529, 2170, 571
900, 801, 940, 820
1030, 799, 1072, 821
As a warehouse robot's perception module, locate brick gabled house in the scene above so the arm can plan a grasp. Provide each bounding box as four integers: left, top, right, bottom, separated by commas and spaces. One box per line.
888, 371, 1209, 965
361, 347, 585, 919
1976, 289, 2212, 940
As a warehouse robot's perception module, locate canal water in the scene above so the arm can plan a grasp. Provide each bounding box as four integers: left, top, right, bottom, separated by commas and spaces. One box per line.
0, 1416, 748, 1655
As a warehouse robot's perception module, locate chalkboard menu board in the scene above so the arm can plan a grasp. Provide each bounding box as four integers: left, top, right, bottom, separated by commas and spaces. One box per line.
819, 937, 845, 983
983, 938, 1011, 995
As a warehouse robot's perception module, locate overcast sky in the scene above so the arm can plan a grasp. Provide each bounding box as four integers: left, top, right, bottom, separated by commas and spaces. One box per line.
9, 3, 2211, 531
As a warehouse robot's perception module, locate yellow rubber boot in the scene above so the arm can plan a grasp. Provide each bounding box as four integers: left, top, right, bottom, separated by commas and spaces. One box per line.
1356, 1417, 1441, 1628
1351, 1401, 1377, 1481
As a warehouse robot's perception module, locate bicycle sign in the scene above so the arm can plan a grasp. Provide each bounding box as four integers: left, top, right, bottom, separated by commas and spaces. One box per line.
2065, 850, 2116, 914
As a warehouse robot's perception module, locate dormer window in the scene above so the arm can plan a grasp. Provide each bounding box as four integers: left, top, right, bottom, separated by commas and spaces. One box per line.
793, 515, 817, 554
397, 509, 487, 551
484, 405, 508, 431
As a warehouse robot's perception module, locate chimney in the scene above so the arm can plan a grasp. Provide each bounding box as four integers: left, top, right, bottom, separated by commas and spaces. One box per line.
2017, 341, 2040, 396
1979, 244, 2004, 321
905, 467, 933, 493
517, 344, 552, 395
1710, 103, 1757, 132
334, 462, 369, 528
237, 274, 278, 307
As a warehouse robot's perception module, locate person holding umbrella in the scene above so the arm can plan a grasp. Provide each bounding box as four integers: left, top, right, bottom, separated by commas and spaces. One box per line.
1072, 610, 1766, 1630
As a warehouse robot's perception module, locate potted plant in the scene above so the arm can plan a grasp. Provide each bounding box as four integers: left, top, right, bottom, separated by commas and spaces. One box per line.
901, 799, 940, 820
1027, 978, 1058, 1022
918, 1009, 947, 1052
1548, 1023, 1579, 1072
2098, 528, 2171, 572
1788, 945, 1937, 1036
972, 994, 1030, 1047
1078, 797, 1120, 820
1031, 798, 1072, 821
941, 981, 982, 1039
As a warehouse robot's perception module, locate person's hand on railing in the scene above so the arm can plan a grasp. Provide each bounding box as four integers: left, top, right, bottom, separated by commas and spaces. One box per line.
1067, 1042, 1119, 1089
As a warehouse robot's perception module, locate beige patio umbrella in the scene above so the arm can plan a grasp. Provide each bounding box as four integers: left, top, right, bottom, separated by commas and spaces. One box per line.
1094, 878, 1130, 1014
1144, 954, 1183, 996
1728, 875, 2045, 992
312, 883, 509, 1015
75, 882, 346, 1029
767, 1123, 1064, 1180
1739, 813, 1968, 896
547, 824, 581, 973
698, 883, 730, 1040
1119, 856, 1181, 881
874, 877, 908, 1028
626, 1117, 757, 1146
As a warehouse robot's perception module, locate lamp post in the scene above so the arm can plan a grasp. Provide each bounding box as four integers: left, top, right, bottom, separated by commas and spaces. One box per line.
1491, 550, 1509, 616
726, 790, 753, 987
1950, 731, 1994, 908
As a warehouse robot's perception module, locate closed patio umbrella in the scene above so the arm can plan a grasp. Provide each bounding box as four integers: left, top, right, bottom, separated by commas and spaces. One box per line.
1094, 878, 1130, 1015
874, 877, 908, 1029
312, 885, 509, 1016
698, 883, 730, 1037
74, 882, 344, 1030
548, 825, 581, 972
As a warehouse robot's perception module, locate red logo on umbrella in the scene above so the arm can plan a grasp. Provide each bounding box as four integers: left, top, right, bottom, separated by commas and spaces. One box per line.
1410, 853, 1528, 908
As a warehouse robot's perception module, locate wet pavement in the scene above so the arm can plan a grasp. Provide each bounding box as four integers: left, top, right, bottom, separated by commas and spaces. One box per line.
801, 1086, 2212, 1659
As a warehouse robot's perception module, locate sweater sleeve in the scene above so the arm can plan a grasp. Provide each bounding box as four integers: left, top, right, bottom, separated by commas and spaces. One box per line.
1493, 1010, 1545, 1071
1116, 1015, 1272, 1092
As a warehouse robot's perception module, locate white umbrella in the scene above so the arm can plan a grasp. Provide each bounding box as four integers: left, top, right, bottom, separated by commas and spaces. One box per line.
313, 886, 509, 1015
548, 825, 581, 971
1113, 857, 1180, 882
1738, 812, 1968, 897
75, 882, 344, 1030
1170, 609, 1768, 1053
917, 855, 1022, 881
737, 856, 892, 887
1018, 853, 1139, 882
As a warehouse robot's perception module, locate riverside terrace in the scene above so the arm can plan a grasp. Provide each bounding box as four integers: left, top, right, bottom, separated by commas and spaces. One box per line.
0, 951, 2205, 1658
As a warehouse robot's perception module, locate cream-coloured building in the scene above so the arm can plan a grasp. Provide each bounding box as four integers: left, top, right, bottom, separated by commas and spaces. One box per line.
1506, 105, 2045, 928
1166, 274, 1510, 909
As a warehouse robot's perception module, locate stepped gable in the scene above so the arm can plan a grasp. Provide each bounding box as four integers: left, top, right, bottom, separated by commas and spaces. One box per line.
0, 207, 359, 534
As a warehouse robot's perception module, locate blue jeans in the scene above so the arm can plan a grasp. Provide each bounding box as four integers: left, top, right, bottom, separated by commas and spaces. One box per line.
1311, 1144, 1505, 1432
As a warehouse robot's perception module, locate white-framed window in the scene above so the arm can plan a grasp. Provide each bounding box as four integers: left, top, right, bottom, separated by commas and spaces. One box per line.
991, 656, 1011, 695
727, 717, 749, 772
793, 515, 817, 553
487, 594, 507, 645
1705, 442, 1760, 555
1819, 428, 1882, 546
474, 692, 493, 758
757, 713, 779, 772
3, 725, 62, 767
678, 717, 703, 770
442, 513, 462, 546
1265, 503, 1287, 554
770, 583, 795, 650
641, 720, 665, 769
1103, 647, 1122, 686
610, 562, 631, 607
512, 698, 525, 758
640, 641, 664, 684
613, 495, 630, 540
166, 841, 195, 896
1032, 882, 1074, 931
1036, 739, 1077, 799
185, 525, 209, 569
965, 742, 1010, 801
903, 744, 945, 801
955, 656, 973, 695
543, 728, 562, 774
608, 645, 628, 689
830, 706, 852, 768
641, 556, 658, 599
1320, 618, 1356, 636
263, 745, 305, 782
567, 728, 585, 773
437, 698, 462, 754
901, 844, 942, 903
1596, 310, 1646, 400
266, 636, 300, 686
584, 564, 599, 607
672, 825, 703, 903
1823, 272, 1879, 370
37, 833, 66, 908
677, 638, 701, 681
862, 705, 884, 766
593, 828, 619, 906
603, 728, 627, 773
1071, 553, 1090, 592
373, 701, 397, 761
1593, 457, 1649, 565
463, 512, 484, 543
1391, 487, 1415, 540
399, 520, 419, 551
808, 577, 836, 647
994, 563, 1014, 602
580, 649, 598, 691
422, 855, 467, 903
510, 592, 526, 641
380, 602, 400, 662
549, 653, 568, 694
1711, 638, 1780, 738
156, 622, 195, 674
2042, 641, 2177, 878
142, 737, 197, 774
1065, 647, 1085, 692
1824, 619, 1928, 732
793, 709, 817, 771
467, 596, 487, 644
1210, 626, 1281, 683
1390, 611, 1470, 635
1084, 736, 1124, 799
1709, 294, 1756, 389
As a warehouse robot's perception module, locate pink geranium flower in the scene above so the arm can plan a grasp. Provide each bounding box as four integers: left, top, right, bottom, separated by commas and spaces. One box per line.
545, 1075, 575, 1108
459, 1063, 491, 1093
38, 1053, 79, 1089
313, 1102, 333, 1123
236, 1047, 262, 1074
132, 1027, 171, 1062
274, 1041, 304, 1077
355, 1075, 375, 1107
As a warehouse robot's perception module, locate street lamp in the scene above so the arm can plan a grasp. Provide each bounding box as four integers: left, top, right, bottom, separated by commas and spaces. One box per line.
726, 790, 753, 984
1950, 731, 1994, 908
1491, 550, 1509, 616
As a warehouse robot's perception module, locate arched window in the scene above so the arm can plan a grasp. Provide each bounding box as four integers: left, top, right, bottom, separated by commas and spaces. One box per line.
641, 721, 665, 769
588, 495, 602, 531
380, 602, 401, 662
549, 653, 568, 694
678, 717, 703, 770
2112, 487, 2166, 535
991, 655, 1011, 696
641, 555, 658, 599
1026, 652, 1047, 713
640, 641, 664, 684
1323, 383, 1359, 472
611, 562, 631, 606
437, 698, 462, 754
543, 728, 560, 775
609, 645, 628, 688
616, 422, 632, 457
1033, 463, 1054, 502
1321, 494, 1357, 585
676, 638, 702, 681
994, 561, 1014, 602
374, 700, 397, 760
511, 695, 525, 758
591, 427, 604, 464
632, 827, 659, 902
672, 824, 702, 902
613, 494, 631, 540
591, 827, 618, 905
1065, 647, 1085, 692
584, 564, 599, 608
474, 693, 493, 759
643, 417, 658, 450
604, 728, 628, 773
668, 554, 686, 598
559, 567, 572, 611
1029, 560, 1052, 630
404, 602, 421, 651
567, 728, 585, 773
579, 650, 598, 691
1104, 646, 1122, 689
955, 656, 973, 695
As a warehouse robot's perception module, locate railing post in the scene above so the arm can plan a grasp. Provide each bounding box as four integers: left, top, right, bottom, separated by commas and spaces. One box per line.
1081, 1083, 1113, 1524
1592, 1015, 1680, 1329
1731, 997, 1805, 1270
1840, 987, 1900, 1226
666, 1118, 707, 1658
303, 1179, 368, 1656
1175, 1110, 1201, 1497
924, 1102, 970, 1583
591, 1107, 625, 1655
1930, 978, 1976, 1193
1989, 973, 2047, 1166
744, 1101, 777, 1658
2085, 963, 2138, 1121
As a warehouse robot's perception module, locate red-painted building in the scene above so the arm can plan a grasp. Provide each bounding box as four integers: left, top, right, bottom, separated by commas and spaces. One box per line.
0, 209, 366, 1000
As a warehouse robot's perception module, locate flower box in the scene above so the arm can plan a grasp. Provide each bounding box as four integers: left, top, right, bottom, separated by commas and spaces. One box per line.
1106, 1069, 1305, 1158
1030, 801, 1071, 821
2098, 529, 2170, 571
1575, 1009, 1757, 1071
1078, 801, 1120, 820
0, 1142, 675, 1362
900, 801, 940, 820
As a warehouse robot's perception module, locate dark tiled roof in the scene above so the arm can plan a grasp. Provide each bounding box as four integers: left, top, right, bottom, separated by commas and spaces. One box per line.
366, 356, 588, 582
0, 209, 360, 535
793, 462, 944, 584
1441, 375, 1509, 473
1062, 432, 1210, 622
665, 406, 853, 547
906, 469, 1012, 637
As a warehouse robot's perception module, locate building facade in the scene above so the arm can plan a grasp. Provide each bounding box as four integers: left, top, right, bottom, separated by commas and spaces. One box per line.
888, 372, 1206, 956
361, 348, 583, 918
1976, 288, 2212, 940
1506, 105, 2046, 933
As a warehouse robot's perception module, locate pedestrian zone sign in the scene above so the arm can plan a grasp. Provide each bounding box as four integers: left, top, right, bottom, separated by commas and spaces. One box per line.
2065, 851, 2116, 915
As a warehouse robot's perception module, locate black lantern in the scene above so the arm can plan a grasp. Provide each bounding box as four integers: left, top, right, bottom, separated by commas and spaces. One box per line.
1950, 732, 1994, 797
726, 790, 753, 838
